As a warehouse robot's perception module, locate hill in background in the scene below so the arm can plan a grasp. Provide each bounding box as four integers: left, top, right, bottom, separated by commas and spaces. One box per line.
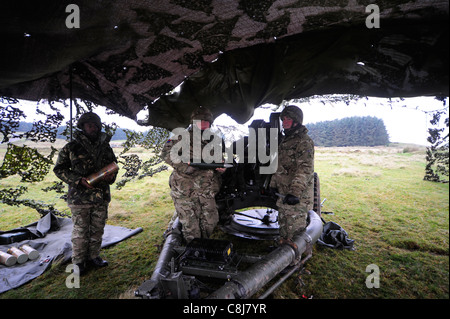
17, 122, 137, 141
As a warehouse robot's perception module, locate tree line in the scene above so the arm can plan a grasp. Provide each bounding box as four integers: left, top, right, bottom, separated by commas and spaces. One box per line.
305, 116, 390, 147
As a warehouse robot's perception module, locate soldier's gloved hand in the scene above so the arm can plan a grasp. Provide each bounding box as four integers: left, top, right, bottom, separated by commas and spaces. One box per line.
283, 194, 299, 205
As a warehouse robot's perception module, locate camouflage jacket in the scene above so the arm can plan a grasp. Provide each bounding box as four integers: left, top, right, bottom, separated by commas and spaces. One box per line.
270, 125, 315, 200
160, 126, 222, 197
53, 130, 117, 206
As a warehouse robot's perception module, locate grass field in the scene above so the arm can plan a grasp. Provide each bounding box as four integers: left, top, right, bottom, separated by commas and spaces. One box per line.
0, 142, 448, 299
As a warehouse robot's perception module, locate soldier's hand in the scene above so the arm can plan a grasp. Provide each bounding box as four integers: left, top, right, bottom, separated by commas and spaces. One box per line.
283, 194, 299, 205
103, 171, 115, 183
80, 177, 94, 189
215, 167, 226, 173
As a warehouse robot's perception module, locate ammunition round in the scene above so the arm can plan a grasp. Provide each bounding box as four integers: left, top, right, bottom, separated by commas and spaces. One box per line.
86, 162, 119, 186
7, 247, 28, 264
0, 251, 17, 266
20, 244, 40, 260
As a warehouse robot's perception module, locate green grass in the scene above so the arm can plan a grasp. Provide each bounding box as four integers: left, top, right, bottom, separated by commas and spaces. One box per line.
0, 143, 448, 299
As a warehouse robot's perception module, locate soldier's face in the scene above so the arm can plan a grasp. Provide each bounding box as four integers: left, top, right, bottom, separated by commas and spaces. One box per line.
282, 116, 296, 129
83, 122, 99, 139
195, 120, 210, 130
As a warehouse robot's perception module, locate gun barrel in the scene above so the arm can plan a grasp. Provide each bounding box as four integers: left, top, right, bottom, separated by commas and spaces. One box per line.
188, 162, 233, 169
135, 219, 184, 298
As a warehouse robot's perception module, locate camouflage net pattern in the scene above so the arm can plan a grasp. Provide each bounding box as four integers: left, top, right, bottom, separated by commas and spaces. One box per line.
0, 97, 64, 143
424, 104, 449, 183
0, 143, 57, 182
116, 127, 170, 189
0, 94, 172, 218
0, 0, 448, 129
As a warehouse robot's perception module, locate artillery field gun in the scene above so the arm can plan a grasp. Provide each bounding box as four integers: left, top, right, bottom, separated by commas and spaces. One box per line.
135, 113, 323, 299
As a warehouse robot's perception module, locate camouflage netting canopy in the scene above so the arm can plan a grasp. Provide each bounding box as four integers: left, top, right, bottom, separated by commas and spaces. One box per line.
0, 0, 448, 129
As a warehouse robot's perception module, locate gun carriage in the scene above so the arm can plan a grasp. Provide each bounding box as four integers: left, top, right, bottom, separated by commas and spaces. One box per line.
136, 113, 323, 299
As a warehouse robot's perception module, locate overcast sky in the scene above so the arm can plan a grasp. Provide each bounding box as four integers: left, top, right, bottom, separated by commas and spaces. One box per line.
302, 96, 447, 146
216, 96, 448, 146
9, 96, 448, 146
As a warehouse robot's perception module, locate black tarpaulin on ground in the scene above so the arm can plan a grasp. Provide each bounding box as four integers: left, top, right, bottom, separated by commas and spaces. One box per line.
0, 213, 142, 293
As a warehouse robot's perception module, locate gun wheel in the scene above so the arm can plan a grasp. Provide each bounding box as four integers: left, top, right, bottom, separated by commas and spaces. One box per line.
221, 208, 280, 240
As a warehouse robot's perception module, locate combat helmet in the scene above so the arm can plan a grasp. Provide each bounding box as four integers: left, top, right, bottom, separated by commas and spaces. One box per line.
280, 105, 303, 125
190, 106, 213, 123
77, 112, 102, 130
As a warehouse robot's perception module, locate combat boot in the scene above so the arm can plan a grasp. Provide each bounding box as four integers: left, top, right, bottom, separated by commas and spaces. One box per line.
89, 256, 108, 267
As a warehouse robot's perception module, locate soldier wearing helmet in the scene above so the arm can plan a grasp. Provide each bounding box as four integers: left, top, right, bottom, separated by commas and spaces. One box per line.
77, 111, 102, 131
161, 106, 225, 243
190, 105, 214, 126
54, 112, 118, 273
270, 105, 315, 244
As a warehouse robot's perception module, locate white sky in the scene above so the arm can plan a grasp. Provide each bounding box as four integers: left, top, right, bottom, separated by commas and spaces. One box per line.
7, 96, 448, 146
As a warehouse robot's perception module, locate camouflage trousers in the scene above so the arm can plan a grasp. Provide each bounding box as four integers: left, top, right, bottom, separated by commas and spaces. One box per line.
171, 193, 219, 243
277, 199, 308, 240
69, 204, 108, 264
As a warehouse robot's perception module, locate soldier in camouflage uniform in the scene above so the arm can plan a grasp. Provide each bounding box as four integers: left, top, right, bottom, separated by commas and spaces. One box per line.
270, 105, 315, 242
54, 112, 118, 273
161, 106, 225, 243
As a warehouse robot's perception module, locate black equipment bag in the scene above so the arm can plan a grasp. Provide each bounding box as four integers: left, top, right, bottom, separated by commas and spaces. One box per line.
317, 221, 355, 250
